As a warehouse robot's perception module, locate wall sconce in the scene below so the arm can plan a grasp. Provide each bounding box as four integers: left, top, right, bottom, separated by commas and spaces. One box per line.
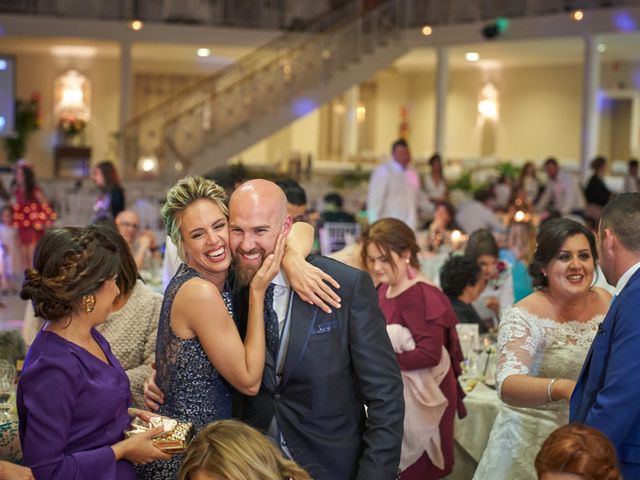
137, 154, 159, 176
54, 70, 91, 122
478, 82, 499, 121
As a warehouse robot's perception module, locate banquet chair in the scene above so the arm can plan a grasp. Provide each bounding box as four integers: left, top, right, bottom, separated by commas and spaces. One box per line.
318, 222, 361, 255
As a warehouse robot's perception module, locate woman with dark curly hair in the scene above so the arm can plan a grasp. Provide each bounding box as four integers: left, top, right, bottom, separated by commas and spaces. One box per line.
535, 424, 621, 480
17, 226, 169, 479
474, 218, 611, 480
440, 255, 486, 333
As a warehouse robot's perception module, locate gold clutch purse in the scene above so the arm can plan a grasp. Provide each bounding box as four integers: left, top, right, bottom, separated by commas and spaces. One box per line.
125, 415, 194, 454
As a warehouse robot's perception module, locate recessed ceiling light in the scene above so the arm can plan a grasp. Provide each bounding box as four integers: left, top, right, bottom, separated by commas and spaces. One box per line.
465, 52, 480, 62
597, 43, 606, 53
197, 48, 211, 57
572, 10, 584, 21
129, 19, 144, 31
421, 25, 432, 36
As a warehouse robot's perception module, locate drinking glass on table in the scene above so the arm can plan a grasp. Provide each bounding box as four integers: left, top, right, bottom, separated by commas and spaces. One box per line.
0, 378, 13, 422
0, 361, 16, 422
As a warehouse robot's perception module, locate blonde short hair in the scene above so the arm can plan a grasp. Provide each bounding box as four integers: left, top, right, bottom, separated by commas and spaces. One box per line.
161, 176, 228, 261
178, 420, 311, 480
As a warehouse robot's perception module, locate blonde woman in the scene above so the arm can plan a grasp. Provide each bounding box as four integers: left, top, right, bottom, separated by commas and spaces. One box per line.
178, 419, 310, 480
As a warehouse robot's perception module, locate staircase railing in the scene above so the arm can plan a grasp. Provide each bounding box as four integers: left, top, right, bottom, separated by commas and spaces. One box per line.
121, 0, 404, 178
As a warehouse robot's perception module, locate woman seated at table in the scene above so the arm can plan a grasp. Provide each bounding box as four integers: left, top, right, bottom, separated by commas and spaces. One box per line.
18, 226, 169, 480
178, 419, 310, 480
464, 229, 514, 329
362, 218, 465, 480
423, 201, 462, 253
440, 255, 488, 333
474, 218, 612, 480
95, 225, 162, 409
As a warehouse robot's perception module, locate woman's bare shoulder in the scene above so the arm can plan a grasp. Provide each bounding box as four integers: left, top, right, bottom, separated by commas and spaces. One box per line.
515, 290, 547, 314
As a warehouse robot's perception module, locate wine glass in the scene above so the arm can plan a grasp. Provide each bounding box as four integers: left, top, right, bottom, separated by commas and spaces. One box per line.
0, 361, 16, 384
0, 378, 13, 422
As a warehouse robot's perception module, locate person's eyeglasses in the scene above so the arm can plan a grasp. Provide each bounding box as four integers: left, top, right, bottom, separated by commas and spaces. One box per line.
116, 221, 139, 230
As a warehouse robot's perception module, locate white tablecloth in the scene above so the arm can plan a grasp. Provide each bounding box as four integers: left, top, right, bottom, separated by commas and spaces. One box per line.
446, 382, 501, 480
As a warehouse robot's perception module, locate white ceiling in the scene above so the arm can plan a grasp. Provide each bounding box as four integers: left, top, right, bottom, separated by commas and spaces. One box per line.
1, 31, 640, 73
394, 33, 640, 71
0, 37, 252, 63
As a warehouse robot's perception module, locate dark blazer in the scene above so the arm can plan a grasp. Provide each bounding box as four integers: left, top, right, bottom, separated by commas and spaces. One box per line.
233, 256, 404, 480
570, 267, 640, 479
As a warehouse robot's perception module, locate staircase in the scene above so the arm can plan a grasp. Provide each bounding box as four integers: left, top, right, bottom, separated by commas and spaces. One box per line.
122, 0, 415, 180
121, 0, 636, 180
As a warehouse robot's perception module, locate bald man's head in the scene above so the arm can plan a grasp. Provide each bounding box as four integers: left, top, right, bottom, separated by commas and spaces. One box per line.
228, 179, 293, 285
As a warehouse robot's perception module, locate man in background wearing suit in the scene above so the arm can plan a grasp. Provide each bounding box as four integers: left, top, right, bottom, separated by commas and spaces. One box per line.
571, 192, 640, 478
230, 179, 404, 480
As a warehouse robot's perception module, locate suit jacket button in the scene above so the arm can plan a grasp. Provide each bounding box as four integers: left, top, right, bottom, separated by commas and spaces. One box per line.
274, 393, 281, 400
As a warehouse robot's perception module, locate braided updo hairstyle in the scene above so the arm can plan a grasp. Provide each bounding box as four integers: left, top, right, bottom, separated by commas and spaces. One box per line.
20, 226, 120, 322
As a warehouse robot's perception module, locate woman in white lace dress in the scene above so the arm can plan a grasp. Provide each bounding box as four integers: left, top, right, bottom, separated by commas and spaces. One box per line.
474, 218, 612, 480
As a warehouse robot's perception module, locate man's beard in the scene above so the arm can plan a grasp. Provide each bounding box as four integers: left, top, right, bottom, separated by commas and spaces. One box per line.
234, 247, 266, 286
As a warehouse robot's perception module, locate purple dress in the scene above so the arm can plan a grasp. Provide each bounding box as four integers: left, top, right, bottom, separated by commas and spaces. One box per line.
18, 328, 135, 480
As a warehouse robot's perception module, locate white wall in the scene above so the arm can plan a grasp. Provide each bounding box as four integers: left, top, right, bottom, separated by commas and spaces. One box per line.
365, 64, 586, 165
0, 52, 120, 178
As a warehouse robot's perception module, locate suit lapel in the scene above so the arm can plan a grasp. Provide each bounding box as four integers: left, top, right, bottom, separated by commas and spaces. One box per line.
280, 296, 318, 388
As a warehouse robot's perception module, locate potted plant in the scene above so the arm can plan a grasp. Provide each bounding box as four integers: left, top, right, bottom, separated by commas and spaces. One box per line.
58, 115, 87, 145
4, 94, 40, 163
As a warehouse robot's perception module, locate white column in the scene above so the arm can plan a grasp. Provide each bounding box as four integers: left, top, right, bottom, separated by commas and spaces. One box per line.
580, 35, 600, 181
118, 40, 132, 172
342, 85, 359, 161
434, 47, 449, 155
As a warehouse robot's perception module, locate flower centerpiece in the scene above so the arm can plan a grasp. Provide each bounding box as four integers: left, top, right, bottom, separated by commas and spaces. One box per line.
58, 116, 86, 144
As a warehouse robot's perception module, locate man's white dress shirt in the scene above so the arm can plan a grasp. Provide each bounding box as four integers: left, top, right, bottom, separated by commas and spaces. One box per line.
367, 159, 421, 230
536, 170, 586, 216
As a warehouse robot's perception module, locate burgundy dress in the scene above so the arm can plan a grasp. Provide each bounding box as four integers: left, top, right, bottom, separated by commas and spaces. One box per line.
378, 282, 466, 479
18, 328, 136, 480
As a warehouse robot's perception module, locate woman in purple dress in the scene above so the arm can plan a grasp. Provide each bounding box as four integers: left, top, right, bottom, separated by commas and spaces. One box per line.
18, 226, 170, 480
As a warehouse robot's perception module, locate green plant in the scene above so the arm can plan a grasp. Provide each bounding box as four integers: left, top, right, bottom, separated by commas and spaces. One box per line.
497, 162, 519, 181
449, 172, 473, 192
4, 94, 40, 163
330, 166, 370, 189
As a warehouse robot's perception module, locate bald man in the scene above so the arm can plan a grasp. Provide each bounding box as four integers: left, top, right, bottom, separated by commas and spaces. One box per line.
229, 180, 403, 480
115, 210, 160, 271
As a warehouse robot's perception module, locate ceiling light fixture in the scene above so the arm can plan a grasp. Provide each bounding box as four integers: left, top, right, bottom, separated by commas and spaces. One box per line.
597, 43, 606, 53
197, 48, 211, 57
421, 25, 433, 36
130, 20, 144, 31
572, 10, 584, 21
465, 52, 480, 62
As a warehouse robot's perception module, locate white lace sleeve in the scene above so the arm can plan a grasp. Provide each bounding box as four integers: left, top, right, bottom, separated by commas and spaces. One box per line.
495, 307, 544, 399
